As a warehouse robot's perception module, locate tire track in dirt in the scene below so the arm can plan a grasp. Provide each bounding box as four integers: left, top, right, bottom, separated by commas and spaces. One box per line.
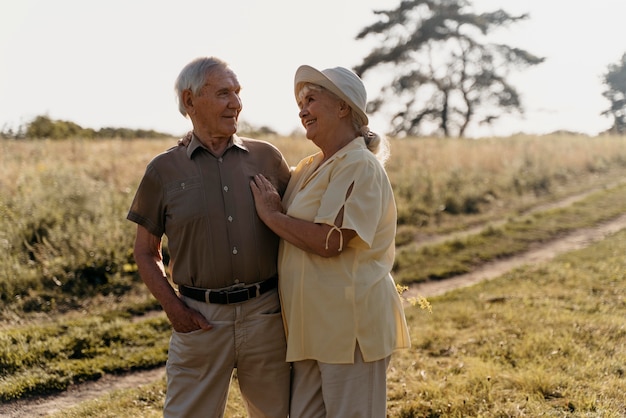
2, 212, 625, 417
0, 368, 166, 417
404, 212, 626, 299
414, 180, 625, 248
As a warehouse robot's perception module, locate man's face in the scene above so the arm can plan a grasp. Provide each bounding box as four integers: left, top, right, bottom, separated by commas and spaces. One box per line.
191, 67, 242, 139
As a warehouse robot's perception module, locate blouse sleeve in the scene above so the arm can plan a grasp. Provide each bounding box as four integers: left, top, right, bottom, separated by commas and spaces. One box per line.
314, 154, 385, 249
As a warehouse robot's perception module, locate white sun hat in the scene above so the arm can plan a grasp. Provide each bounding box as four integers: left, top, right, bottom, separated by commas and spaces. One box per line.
294, 65, 369, 126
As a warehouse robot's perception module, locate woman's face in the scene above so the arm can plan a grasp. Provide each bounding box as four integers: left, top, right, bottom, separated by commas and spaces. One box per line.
297, 86, 343, 143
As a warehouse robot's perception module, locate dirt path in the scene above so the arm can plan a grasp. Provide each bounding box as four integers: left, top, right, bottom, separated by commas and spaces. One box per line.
0, 367, 166, 417
2, 213, 625, 417
405, 212, 626, 299
414, 180, 625, 248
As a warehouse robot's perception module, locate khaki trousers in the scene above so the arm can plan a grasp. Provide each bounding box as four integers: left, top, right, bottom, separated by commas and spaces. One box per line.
164, 289, 290, 418
290, 344, 391, 418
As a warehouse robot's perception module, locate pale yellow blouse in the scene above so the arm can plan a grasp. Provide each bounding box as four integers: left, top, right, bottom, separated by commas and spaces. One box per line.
279, 137, 411, 363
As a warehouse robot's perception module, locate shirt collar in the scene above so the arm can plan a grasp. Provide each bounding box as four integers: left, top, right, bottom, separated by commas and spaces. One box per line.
321, 136, 366, 165
186, 133, 249, 159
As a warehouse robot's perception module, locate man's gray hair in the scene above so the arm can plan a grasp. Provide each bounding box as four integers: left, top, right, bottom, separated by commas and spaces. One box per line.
175, 57, 230, 117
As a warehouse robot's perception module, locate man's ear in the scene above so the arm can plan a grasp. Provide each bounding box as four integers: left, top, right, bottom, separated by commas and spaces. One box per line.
182, 89, 194, 114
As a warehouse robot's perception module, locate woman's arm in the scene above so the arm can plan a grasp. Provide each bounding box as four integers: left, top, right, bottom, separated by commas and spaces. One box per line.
250, 174, 356, 257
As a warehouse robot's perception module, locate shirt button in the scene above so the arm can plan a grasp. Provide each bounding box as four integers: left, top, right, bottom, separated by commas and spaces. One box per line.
223, 186, 229, 192
228, 216, 233, 222
232, 247, 238, 254
218, 157, 223, 163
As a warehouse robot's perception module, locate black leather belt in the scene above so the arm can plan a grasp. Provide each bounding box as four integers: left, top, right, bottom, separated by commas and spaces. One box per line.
178, 276, 278, 305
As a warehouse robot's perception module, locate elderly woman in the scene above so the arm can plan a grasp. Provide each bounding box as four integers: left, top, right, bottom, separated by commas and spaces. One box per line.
250, 65, 410, 417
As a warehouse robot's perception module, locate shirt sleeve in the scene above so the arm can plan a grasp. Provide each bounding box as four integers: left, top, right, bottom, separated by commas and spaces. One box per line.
126, 163, 165, 237
314, 154, 384, 249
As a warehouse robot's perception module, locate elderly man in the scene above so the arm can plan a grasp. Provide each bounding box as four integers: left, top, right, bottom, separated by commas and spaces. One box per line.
127, 56, 291, 417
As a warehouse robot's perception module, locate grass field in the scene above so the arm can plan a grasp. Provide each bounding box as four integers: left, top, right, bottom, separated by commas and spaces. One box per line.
46, 228, 626, 417
1, 134, 625, 416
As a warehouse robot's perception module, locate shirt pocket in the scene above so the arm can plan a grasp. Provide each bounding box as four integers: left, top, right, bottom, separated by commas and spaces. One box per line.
164, 176, 205, 225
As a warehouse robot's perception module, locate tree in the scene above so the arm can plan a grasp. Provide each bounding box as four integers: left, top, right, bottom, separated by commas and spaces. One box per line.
353, 0, 544, 138
25, 115, 83, 139
601, 53, 626, 134
5, 115, 172, 140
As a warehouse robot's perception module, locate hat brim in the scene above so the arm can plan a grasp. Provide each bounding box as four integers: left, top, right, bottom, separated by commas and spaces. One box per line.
294, 65, 368, 126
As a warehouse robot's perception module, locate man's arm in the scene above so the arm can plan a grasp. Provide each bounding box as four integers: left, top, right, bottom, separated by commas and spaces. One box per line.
133, 224, 212, 333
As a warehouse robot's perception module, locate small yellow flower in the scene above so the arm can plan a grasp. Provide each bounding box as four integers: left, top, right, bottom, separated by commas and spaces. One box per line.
396, 284, 432, 313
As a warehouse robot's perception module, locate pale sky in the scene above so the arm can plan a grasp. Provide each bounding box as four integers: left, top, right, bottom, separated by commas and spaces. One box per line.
1, 0, 624, 138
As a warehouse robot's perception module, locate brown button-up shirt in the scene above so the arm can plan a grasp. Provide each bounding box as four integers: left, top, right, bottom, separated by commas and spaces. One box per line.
127, 134, 290, 289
